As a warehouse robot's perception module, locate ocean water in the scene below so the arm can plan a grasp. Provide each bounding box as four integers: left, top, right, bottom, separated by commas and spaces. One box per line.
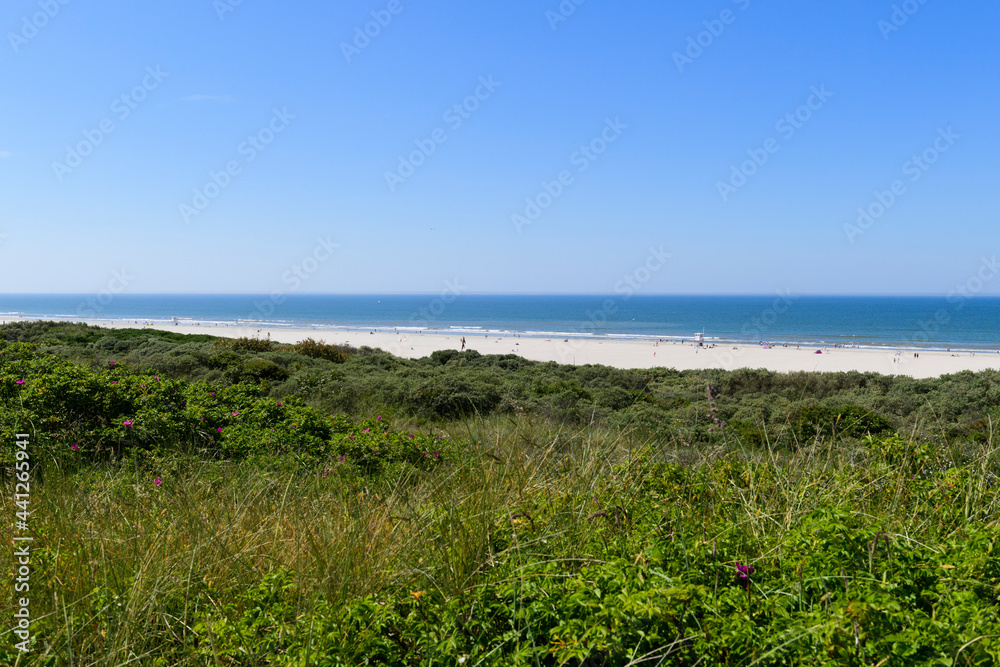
1, 294, 998, 352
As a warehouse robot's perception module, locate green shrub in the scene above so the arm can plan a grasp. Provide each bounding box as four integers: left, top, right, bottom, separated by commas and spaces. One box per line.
728, 419, 769, 447
212, 336, 275, 353
792, 404, 894, 443
224, 358, 290, 384
292, 338, 351, 363
410, 376, 502, 418
4, 321, 1000, 444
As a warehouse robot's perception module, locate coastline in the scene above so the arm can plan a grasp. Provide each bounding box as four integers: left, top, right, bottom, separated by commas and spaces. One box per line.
5, 316, 999, 379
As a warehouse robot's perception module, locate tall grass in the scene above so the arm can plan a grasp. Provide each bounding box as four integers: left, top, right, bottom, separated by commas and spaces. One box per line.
3, 415, 998, 664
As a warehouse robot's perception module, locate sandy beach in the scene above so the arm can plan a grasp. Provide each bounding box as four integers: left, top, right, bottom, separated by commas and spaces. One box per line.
7, 316, 999, 379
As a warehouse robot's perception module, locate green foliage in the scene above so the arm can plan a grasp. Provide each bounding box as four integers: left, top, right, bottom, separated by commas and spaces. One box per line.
212, 336, 275, 352
0, 320, 216, 346
728, 419, 770, 447
329, 415, 445, 473
792, 404, 895, 444
5, 322, 1000, 664
7, 322, 1000, 447
171, 463, 1000, 665
410, 375, 503, 419
224, 358, 290, 384
0, 342, 443, 468
292, 337, 353, 363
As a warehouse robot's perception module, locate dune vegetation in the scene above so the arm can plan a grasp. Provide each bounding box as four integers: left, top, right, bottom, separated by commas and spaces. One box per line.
2, 322, 999, 665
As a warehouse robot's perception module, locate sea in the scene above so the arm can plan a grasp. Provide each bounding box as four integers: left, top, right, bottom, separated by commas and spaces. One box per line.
1, 294, 998, 353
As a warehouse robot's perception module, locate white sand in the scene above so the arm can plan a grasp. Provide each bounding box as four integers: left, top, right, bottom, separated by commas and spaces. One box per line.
6, 317, 1000, 379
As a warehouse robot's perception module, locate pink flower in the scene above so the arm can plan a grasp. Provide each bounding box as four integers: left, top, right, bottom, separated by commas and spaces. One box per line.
376, 416, 382, 421
277, 402, 283, 407
338, 455, 345, 461
15, 379, 25, 385
362, 429, 370, 433
154, 477, 162, 487
108, 361, 115, 366
349, 436, 355, 440
216, 427, 223, 433
123, 419, 134, 428
232, 411, 239, 416
201, 417, 206, 421
211, 392, 216, 396
70, 443, 80, 451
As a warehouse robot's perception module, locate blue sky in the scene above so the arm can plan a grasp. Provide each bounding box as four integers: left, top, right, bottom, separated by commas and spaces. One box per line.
1, 0, 997, 295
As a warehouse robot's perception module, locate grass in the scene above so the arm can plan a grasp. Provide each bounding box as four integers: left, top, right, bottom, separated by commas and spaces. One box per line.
2, 326, 1000, 663
4, 412, 1000, 664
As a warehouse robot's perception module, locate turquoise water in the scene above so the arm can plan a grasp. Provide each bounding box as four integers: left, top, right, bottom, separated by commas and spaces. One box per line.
1, 294, 997, 351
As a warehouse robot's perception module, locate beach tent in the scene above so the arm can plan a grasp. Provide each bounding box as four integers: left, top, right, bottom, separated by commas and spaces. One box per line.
815, 350, 823, 354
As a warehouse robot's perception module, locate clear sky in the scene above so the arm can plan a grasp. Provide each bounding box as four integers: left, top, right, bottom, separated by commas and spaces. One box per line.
1, 0, 997, 295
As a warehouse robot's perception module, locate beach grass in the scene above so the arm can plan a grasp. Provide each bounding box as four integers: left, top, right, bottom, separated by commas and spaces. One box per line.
4, 413, 1000, 664
3, 324, 1000, 664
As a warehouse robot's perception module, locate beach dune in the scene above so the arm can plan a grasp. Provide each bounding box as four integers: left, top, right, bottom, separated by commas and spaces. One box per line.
10, 317, 999, 380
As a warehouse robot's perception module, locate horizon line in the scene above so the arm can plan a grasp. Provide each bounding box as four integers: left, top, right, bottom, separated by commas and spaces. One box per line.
1, 292, 998, 298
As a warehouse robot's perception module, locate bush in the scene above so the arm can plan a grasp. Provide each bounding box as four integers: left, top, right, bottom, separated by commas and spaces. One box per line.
224, 359, 290, 384
330, 416, 444, 473
410, 376, 503, 419
292, 338, 352, 363
728, 419, 769, 447
212, 336, 274, 353
792, 404, 894, 443
4, 321, 999, 443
